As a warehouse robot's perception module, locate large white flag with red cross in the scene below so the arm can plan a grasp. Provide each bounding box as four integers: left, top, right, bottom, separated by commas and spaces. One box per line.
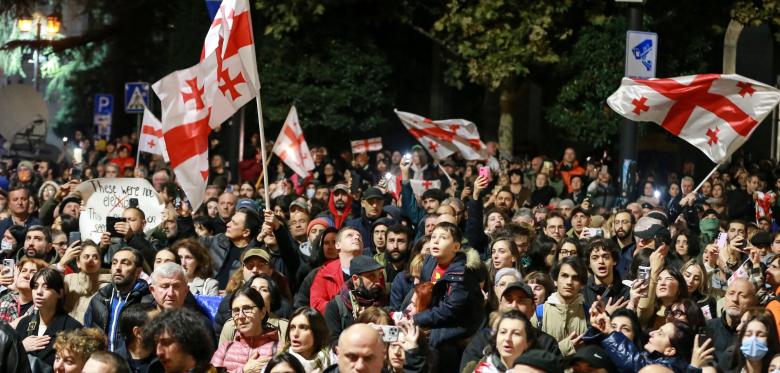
272, 106, 315, 177
152, 0, 258, 210
607, 74, 780, 163
395, 109, 487, 161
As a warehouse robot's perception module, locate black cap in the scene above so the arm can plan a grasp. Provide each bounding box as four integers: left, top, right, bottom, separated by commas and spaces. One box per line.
421, 188, 446, 202
362, 187, 384, 201
640, 202, 653, 210
751, 231, 772, 247
349, 256, 382, 275
513, 349, 562, 373
634, 216, 664, 240
502, 281, 533, 300
570, 206, 589, 218
59, 195, 82, 215
646, 210, 668, 226
567, 345, 617, 373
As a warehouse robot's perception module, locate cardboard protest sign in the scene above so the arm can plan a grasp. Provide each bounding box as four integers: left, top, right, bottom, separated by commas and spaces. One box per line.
76, 178, 165, 243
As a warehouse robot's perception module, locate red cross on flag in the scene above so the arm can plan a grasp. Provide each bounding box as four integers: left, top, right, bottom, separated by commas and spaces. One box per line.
152, 0, 259, 210
395, 109, 487, 161
351, 137, 383, 154
138, 107, 169, 162
409, 179, 442, 197
607, 74, 780, 163
272, 106, 315, 177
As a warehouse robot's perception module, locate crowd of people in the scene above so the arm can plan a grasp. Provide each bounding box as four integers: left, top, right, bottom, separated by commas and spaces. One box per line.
2, 131, 780, 373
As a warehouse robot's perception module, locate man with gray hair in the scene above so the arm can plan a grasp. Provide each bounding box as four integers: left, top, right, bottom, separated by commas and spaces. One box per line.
706, 278, 758, 363
149, 262, 217, 344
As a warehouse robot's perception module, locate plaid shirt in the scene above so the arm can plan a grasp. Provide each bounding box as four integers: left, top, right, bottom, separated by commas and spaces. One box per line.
0, 291, 19, 323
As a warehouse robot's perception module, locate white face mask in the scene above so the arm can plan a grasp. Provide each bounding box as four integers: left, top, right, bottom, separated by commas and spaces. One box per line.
306, 188, 316, 199
1, 239, 12, 252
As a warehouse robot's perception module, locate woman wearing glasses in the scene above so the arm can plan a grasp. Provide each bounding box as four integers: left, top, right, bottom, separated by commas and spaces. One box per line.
211, 287, 281, 373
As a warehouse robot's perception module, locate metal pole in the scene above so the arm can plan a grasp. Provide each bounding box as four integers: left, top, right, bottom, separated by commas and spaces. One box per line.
134, 113, 142, 171
618, 3, 642, 202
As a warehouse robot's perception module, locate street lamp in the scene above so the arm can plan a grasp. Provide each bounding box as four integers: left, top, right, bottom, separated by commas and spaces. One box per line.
16, 9, 61, 91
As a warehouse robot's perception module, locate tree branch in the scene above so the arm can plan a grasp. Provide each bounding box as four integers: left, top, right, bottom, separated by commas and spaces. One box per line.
0, 24, 118, 53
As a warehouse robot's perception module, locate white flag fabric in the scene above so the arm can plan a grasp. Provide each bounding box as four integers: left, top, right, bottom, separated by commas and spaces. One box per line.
138, 108, 169, 162
394, 109, 487, 160
607, 74, 780, 163
409, 179, 442, 196
272, 106, 315, 177
351, 137, 383, 153
152, 0, 258, 210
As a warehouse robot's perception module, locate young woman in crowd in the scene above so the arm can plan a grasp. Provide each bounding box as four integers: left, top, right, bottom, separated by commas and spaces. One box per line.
171, 238, 219, 296
282, 307, 331, 372
211, 287, 281, 373
721, 308, 780, 373
681, 259, 718, 319
669, 231, 700, 266
467, 310, 535, 372
554, 237, 583, 265
13, 268, 82, 368
263, 353, 307, 373
152, 248, 178, 270
609, 308, 646, 349
487, 236, 523, 287
0, 257, 48, 322
52, 327, 108, 373
294, 227, 339, 309
62, 240, 111, 324
526, 235, 558, 273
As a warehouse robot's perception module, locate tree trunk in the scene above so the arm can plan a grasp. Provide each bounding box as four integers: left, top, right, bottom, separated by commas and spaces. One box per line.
498, 81, 517, 156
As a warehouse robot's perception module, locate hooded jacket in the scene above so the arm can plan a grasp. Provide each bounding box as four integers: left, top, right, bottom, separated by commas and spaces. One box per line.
413, 249, 484, 347
324, 191, 353, 229
538, 292, 587, 356
84, 280, 152, 352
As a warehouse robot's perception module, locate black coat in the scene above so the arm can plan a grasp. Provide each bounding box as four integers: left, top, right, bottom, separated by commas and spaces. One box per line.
706, 314, 738, 365
83, 280, 153, 353
16, 311, 82, 367
412, 251, 485, 347
0, 320, 29, 373
583, 276, 631, 314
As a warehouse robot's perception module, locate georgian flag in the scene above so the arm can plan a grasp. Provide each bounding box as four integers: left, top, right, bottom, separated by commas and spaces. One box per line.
607, 74, 780, 163
152, 0, 258, 210
271, 106, 315, 177
395, 109, 487, 160
351, 137, 382, 153
138, 108, 169, 162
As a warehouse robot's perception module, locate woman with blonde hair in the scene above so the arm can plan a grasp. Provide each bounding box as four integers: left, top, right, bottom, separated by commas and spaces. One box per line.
53, 327, 107, 373
681, 259, 717, 319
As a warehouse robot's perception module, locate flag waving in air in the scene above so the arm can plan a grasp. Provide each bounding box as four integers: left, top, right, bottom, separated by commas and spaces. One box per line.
395, 109, 487, 160
272, 106, 315, 177
152, 0, 258, 210
607, 74, 780, 163
138, 108, 169, 162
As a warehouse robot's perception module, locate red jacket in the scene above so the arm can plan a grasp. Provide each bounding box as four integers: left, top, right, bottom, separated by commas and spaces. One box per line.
310, 259, 345, 314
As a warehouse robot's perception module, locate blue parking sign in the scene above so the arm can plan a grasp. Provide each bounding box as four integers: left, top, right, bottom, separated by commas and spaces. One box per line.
94, 94, 113, 115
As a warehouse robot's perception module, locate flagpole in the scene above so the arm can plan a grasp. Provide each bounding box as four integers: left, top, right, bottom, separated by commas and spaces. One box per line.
243, 3, 270, 209
692, 163, 720, 195
134, 113, 142, 173
437, 162, 454, 185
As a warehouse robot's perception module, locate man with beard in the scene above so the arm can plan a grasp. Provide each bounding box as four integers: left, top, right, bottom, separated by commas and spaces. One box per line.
323, 184, 353, 229
612, 210, 636, 280
323, 256, 386, 345
378, 225, 412, 302
17, 225, 58, 264
84, 247, 152, 353
706, 278, 758, 364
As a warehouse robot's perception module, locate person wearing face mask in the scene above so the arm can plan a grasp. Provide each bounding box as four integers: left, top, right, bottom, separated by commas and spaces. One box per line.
717, 309, 780, 373
323, 256, 386, 346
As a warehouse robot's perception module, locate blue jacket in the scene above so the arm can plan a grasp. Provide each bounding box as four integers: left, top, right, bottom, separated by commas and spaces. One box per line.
413, 250, 484, 347
586, 328, 690, 373
390, 270, 414, 311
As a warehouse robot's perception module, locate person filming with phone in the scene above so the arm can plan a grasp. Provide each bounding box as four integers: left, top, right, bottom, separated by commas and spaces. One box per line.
101, 205, 155, 268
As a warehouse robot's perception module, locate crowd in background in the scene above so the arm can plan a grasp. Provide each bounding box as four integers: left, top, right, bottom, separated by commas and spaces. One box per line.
2, 129, 780, 373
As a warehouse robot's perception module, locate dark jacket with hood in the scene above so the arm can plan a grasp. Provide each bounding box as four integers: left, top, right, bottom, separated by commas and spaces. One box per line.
200, 233, 257, 289
412, 249, 485, 347
84, 280, 153, 352
345, 207, 380, 253
464, 198, 489, 259
583, 274, 631, 313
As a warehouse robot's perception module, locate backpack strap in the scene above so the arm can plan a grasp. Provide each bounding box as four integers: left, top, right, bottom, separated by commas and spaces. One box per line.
535, 304, 544, 328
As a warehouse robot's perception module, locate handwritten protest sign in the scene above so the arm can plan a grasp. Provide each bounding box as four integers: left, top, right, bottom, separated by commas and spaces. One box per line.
77, 178, 165, 243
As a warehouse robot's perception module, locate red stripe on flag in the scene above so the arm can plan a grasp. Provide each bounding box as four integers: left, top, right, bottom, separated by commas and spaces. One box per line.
163, 115, 211, 169
408, 127, 455, 142
223, 11, 253, 60
141, 125, 162, 138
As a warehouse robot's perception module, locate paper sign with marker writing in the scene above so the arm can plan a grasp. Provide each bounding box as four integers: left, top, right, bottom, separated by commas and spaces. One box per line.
76, 178, 165, 243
